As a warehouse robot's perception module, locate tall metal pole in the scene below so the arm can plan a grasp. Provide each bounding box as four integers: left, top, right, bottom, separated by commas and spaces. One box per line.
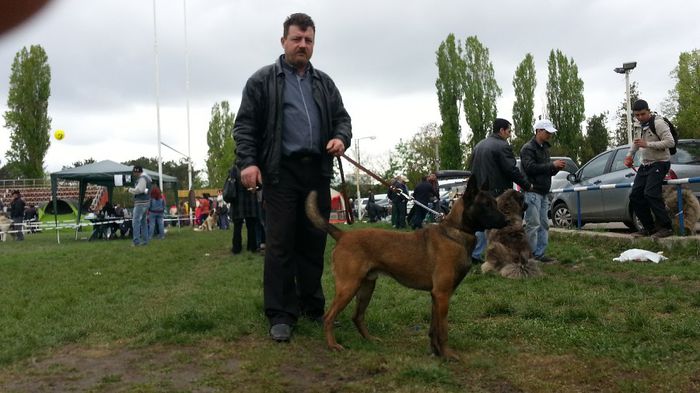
183, 0, 193, 225
152, 0, 164, 191
625, 70, 632, 145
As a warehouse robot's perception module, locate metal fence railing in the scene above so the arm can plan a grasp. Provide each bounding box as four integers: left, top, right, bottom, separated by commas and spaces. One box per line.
551, 176, 700, 236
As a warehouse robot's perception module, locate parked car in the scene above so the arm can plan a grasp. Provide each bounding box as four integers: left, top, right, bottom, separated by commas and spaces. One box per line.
550, 139, 700, 230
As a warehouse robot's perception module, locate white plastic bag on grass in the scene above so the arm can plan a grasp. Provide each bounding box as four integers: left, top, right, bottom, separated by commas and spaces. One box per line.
613, 249, 667, 263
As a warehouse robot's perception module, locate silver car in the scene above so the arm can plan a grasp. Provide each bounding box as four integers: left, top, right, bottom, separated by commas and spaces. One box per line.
550, 139, 700, 230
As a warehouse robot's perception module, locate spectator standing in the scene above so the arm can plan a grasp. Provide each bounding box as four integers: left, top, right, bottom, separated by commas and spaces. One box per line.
520, 119, 566, 262
469, 118, 532, 263
148, 185, 166, 240
233, 12, 352, 342
127, 165, 152, 246
9, 190, 25, 240
624, 99, 675, 239
411, 175, 439, 229
389, 176, 409, 228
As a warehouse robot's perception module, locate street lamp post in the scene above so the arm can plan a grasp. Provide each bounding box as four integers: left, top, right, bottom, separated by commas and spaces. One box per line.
614, 62, 637, 145
354, 136, 376, 221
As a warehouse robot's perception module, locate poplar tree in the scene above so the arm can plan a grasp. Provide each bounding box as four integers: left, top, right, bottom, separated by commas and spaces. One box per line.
463, 36, 501, 153
581, 112, 609, 163
546, 49, 585, 161
3, 45, 52, 178
435, 34, 465, 170
206, 101, 235, 188
511, 53, 537, 153
672, 49, 700, 138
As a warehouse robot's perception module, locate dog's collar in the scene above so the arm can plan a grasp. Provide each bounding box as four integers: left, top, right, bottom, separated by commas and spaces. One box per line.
438, 225, 470, 245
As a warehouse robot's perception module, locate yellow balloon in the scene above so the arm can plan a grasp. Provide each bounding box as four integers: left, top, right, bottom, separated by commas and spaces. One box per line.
54, 129, 65, 140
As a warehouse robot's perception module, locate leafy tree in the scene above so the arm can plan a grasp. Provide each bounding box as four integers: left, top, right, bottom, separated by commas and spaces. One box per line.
462, 36, 501, 153
435, 34, 465, 169
671, 49, 700, 138
511, 53, 537, 153
123, 157, 204, 189
612, 81, 641, 147
546, 49, 585, 161
581, 112, 609, 163
206, 101, 235, 188
3, 45, 52, 178
393, 123, 441, 185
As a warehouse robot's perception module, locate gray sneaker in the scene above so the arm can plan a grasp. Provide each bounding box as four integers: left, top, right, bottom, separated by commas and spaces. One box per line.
269, 324, 292, 342
651, 228, 673, 239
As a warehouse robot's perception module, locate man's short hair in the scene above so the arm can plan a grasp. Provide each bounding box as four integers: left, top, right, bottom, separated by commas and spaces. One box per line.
132, 165, 143, 173
632, 99, 649, 111
493, 118, 512, 133
283, 13, 315, 38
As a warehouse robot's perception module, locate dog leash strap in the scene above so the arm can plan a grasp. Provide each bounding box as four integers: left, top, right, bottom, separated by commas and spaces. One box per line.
341, 153, 444, 220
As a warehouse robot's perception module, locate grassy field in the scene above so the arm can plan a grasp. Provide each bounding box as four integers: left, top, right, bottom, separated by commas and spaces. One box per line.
0, 224, 698, 392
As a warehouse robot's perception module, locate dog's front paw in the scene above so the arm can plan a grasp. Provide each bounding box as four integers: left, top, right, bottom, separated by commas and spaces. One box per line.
328, 343, 345, 352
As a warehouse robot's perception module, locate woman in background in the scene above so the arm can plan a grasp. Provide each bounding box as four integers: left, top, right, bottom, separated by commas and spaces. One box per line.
148, 185, 166, 240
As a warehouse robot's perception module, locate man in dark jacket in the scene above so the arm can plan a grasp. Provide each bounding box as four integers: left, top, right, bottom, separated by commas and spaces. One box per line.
411, 175, 439, 229
469, 118, 532, 262
9, 190, 25, 241
233, 13, 352, 343
520, 119, 566, 263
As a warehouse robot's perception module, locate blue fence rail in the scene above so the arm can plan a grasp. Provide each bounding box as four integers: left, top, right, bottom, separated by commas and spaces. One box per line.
550, 176, 700, 235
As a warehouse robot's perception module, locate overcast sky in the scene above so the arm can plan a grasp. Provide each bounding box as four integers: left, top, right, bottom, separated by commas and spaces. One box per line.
0, 0, 698, 176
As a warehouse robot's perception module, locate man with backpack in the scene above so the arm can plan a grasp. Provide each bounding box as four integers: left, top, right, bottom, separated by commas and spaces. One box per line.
624, 99, 675, 239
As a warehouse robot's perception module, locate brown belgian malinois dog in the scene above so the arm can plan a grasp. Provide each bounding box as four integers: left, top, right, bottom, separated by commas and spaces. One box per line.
305, 175, 508, 359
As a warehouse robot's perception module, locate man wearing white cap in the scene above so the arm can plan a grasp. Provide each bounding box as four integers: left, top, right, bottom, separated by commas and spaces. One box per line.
520, 119, 566, 263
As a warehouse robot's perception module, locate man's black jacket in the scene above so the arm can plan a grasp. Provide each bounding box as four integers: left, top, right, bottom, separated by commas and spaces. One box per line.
520, 138, 559, 195
233, 56, 352, 185
469, 133, 531, 196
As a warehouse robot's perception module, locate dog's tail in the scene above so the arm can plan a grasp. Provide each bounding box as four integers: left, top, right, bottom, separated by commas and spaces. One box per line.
305, 191, 343, 240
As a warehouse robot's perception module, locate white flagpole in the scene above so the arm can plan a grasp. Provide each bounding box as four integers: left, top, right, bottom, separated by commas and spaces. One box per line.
153, 0, 164, 191
183, 0, 194, 225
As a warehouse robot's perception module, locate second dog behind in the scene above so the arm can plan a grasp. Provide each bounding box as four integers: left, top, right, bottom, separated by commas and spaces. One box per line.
663, 185, 700, 235
481, 189, 541, 278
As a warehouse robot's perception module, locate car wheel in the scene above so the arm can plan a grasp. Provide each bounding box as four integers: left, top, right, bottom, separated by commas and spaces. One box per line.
551, 202, 573, 228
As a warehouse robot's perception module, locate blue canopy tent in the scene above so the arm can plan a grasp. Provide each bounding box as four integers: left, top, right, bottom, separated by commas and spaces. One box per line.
50, 160, 179, 242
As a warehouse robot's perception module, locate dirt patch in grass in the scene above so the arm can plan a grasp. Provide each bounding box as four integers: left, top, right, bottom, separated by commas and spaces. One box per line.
0, 340, 240, 392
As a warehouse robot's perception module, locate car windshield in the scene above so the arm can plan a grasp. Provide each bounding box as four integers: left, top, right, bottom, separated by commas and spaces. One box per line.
671, 141, 700, 165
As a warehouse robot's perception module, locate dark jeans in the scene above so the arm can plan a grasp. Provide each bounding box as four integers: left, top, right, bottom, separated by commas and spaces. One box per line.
11, 217, 24, 240
630, 161, 672, 231
395, 200, 407, 228
263, 156, 331, 326
232, 217, 257, 253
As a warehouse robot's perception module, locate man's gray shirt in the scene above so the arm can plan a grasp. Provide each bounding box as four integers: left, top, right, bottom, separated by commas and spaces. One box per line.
281, 59, 322, 156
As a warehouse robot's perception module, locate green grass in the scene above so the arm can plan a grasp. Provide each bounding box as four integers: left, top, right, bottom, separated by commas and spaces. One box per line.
0, 225, 699, 392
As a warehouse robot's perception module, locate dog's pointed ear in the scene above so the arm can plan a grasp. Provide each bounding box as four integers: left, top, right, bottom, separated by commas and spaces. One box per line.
464, 175, 478, 202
